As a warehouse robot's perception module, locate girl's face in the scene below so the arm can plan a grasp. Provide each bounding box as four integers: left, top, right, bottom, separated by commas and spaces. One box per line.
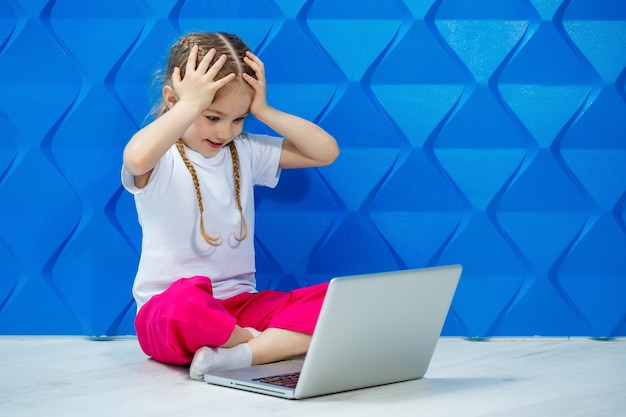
182, 88, 252, 158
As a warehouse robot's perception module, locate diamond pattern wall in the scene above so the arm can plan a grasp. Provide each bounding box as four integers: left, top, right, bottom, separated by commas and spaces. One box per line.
0, 0, 624, 337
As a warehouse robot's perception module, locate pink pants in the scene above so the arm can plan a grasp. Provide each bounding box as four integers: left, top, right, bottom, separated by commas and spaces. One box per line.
135, 276, 328, 365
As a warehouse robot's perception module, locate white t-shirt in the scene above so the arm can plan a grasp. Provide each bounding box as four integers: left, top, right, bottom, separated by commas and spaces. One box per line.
122, 133, 283, 311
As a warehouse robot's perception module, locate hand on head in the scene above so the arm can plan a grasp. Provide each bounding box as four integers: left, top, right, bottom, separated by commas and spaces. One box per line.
242, 51, 270, 117
172, 44, 236, 112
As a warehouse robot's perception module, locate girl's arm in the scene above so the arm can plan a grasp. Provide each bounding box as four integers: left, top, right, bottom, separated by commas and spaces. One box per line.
123, 100, 204, 176
123, 47, 235, 184
243, 52, 339, 169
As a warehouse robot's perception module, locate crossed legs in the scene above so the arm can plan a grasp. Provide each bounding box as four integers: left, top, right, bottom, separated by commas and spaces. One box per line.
189, 325, 312, 380
134, 277, 327, 379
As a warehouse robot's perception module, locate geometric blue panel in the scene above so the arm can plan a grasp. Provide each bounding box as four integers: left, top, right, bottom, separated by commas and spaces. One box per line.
498, 17, 591, 147
496, 151, 590, 335
1, 0, 625, 337
435, 0, 529, 83
318, 145, 400, 210
436, 212, 525, 337
319, 84, 403, 149
557, 0, 626, 337
561, 97, 626, 208
558, 215, 626, 337
0, 2, 18, 52
0, 150, 83, 334
307, 211, 403, 278
255, 169, 339, 290
434, 87, 527, 209
256, 19, 340, 122
491, 276, 587, 336
497, 150, 588, 269
371, 18, 465, 146
563, 1, 626, 82
49, 0, 144, 79
0, 110, 18, 188
307, 0, 404, 79
176, 0, 275, 48
369, 149, 464, 268
0, 237, 18, 315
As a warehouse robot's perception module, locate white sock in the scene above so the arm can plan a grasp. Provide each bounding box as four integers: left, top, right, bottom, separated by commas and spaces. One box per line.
245, 327, 261, 338
189, 344, 253, 381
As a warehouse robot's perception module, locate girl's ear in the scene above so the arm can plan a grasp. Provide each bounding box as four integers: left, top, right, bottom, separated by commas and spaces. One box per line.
162, 85, 178, 109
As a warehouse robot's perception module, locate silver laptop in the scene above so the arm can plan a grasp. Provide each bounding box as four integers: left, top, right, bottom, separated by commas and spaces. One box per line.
204, 264, 462, 399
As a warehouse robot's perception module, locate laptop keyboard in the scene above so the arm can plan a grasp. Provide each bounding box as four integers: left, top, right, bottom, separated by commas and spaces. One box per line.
252, 371, 301, 388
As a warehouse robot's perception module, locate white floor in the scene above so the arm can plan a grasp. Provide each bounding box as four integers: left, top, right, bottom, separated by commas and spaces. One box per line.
0, 337, 624, 417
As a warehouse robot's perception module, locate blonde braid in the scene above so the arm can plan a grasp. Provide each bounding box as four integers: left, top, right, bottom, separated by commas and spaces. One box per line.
175, 139, 223, 246
228, 141, 247, 242
163, 32, 253, 247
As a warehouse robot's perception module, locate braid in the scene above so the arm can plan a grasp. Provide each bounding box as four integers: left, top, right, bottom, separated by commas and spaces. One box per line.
176, 139, 247, 246
228, 141, 247, 242
163, 32, 252, 246
176, 139, 223, 246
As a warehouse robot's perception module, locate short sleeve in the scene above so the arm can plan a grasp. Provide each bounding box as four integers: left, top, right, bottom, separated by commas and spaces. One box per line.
239, 132, 283, 188
121, 164, 142, 194
121, 151, 171, 195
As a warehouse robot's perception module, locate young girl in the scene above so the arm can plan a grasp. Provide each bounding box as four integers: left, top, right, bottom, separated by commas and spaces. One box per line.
122, 32, 339, 380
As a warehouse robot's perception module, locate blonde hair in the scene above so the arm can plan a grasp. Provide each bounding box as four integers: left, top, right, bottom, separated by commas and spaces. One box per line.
159, 32, 255, 246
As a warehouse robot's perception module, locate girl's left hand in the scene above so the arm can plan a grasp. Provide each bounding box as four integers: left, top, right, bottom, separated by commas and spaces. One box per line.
243, 51, 270, 117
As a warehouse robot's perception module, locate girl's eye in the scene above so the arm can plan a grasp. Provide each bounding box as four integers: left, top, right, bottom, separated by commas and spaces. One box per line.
234, 117, 245, 124
205, 116, 219, 122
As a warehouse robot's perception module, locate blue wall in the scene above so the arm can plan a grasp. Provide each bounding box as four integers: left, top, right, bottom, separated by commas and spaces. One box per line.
0, 0, 625, 337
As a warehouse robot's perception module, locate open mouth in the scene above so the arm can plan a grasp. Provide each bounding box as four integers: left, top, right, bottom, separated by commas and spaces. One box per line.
206, 139, 223, 150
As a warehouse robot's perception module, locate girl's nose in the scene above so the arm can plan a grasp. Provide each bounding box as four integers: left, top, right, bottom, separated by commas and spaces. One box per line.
216, 124, 233, 141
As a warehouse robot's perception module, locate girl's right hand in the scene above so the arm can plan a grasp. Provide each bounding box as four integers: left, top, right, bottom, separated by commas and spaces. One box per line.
171, 45, 236, 112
